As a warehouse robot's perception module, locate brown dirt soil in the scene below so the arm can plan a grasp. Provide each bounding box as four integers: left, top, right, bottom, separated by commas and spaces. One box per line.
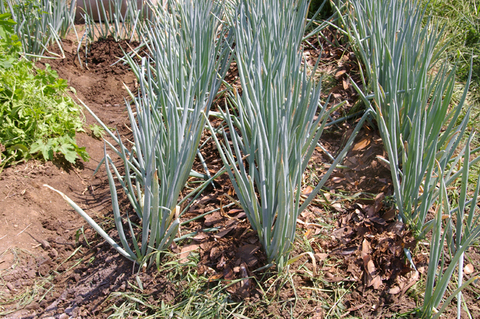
0, 26, 479, 319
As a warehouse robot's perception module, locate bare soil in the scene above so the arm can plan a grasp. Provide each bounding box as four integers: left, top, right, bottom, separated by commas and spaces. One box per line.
0, 28, 479, 319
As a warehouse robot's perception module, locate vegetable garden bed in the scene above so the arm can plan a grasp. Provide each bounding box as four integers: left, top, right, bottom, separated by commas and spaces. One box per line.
1, 1, 479, 318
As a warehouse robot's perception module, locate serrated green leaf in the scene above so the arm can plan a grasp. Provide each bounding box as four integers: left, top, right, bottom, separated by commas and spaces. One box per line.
29, 139, 50, 160
58, 143, 77, 163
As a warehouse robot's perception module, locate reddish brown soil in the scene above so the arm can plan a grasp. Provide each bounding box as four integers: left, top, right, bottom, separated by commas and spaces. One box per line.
0, 27, 479, 319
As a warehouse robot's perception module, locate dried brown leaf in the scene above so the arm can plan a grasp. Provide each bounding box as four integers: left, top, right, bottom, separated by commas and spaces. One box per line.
315, 253, 328, 261
382, 207, 397, 221
207, 273, 223, 282
227, 208, 244, 215
223, 267, 234, 280
191, 232, 209, 242
237, 244, 260, 267
335, 69, 347, 78
389, 286, 401, 294
332, 202, 343, 212
204, 211, 223, 227
366, 258, 376, 275
214, 223, 237, 238
179, 244, 199, 263
371, 275, 383, 289
361, 239, 372, 256
302, 185, 313, 196
352, 138, 370, 151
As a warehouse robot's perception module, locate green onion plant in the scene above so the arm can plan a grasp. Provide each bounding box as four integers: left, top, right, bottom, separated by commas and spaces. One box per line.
347, 0, 480, 236
0, 0, 76, 58
49, 0, 232, 267
79, 0, 153, 42
210, 0, 370, 269
347, 0, 480, 316
421, 136, 480, 319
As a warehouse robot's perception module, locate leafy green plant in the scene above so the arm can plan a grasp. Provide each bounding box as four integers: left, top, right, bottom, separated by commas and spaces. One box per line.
0, 12, 21, 68
0, 62, 88, 164
88, 123, 104, 139
0, 14, 87, 167
49, 0, 232, 267
210, 0, 370, 269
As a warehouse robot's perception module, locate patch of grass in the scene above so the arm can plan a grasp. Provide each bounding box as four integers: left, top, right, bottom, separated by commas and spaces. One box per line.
420, 0, 480, 198
105, 252, 247, 318
105, 236, 356, 318
282, 233, 355, 318
421, 0, 480, 156
0, 249, 54, 316
421, 0, 480, 96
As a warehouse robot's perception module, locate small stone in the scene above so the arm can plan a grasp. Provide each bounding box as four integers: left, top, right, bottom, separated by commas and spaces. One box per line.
26, 302, 40, 310
464, 263, 474, 275
59, 314, 69, 319
40, 240, 51, 250
48, 248, 58, 259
